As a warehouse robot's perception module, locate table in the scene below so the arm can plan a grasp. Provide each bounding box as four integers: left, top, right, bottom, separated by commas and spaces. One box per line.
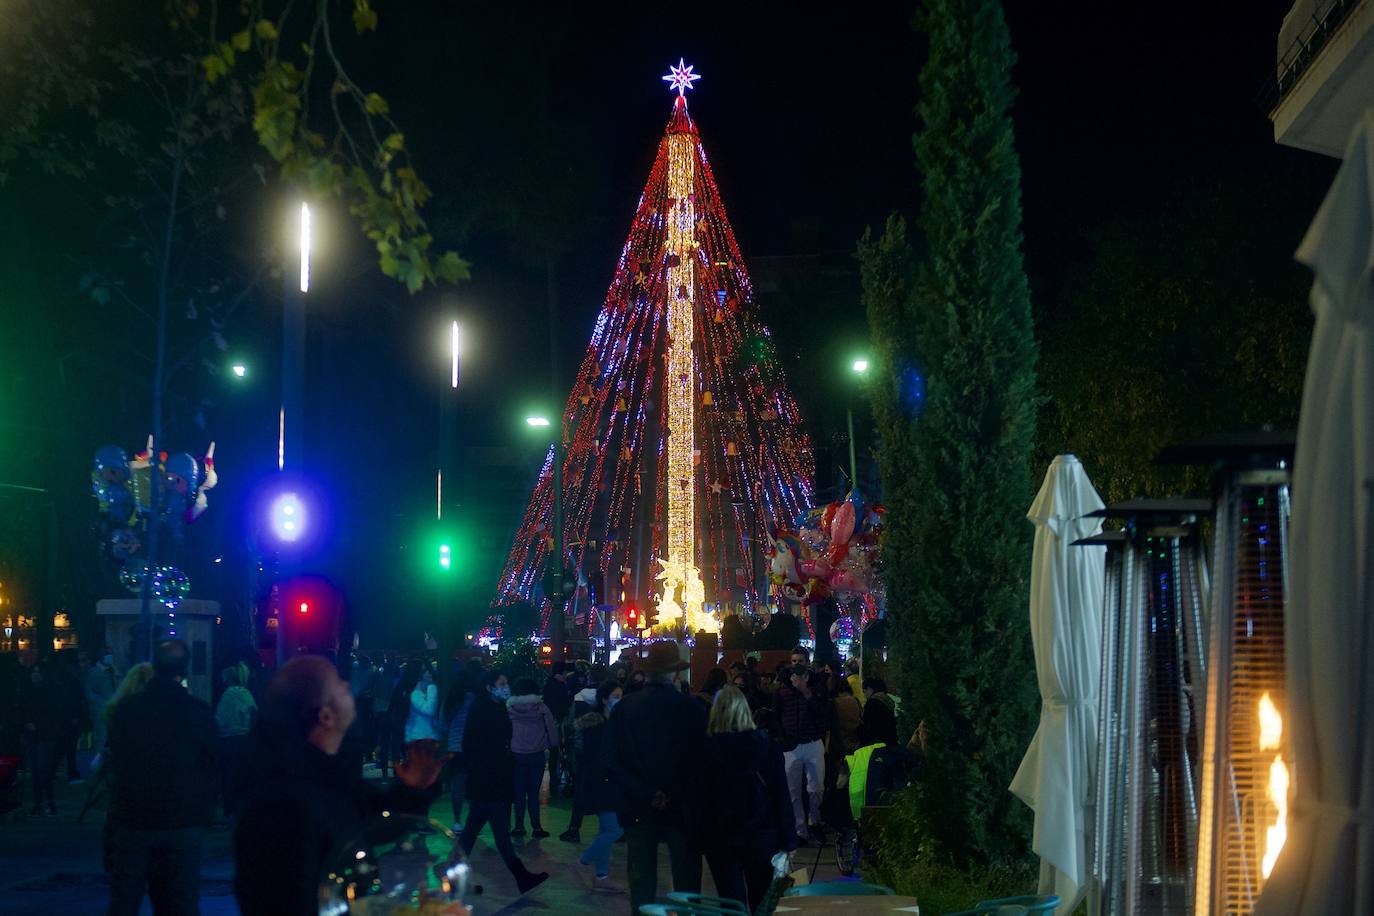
773, 895, 922, 913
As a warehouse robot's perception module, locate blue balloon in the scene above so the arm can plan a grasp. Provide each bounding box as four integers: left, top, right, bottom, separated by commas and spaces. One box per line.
105, 486, 135, 523
93, 444, 131, 485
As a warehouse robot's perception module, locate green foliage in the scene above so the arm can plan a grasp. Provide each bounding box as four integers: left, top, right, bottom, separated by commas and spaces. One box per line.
856, 214, 920, 720
866, 789, 1037, 913
210, 1, 468, 292
492, 637, 544, 689
860, 0, 1040, 867
1037, 181, 1315, 504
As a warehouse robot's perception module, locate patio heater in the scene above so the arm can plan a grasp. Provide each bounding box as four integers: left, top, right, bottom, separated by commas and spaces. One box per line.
1158, 435, 1294, 916
1082, 498, 1211, 916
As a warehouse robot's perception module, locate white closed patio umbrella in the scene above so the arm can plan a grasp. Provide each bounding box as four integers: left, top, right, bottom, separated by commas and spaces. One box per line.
1010, 454, 1106, 916
1255, 111, 1374, 916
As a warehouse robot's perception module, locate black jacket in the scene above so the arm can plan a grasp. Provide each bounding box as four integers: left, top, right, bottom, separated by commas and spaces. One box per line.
773, 682, 830, 745
574, 711, 616, 813
462, 694, 515, 802
108, 676, 218, 830
604, 681, 706, 827
542, 676, 572, 722
233, 725, 432, 916
16, 675, 62, 738
859, 693, 899, 748
701, 729, 797, 855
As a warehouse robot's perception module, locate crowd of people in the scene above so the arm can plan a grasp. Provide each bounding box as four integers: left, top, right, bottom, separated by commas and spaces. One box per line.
1, 639, 910, 915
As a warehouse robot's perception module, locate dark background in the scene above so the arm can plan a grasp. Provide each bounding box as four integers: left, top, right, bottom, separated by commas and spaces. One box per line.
0, 1, 1335, 652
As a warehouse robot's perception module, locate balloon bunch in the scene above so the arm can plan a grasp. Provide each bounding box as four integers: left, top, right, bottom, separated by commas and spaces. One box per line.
118, 564, 192, 609
90, 438, 220, 602
765, 489, 886, 610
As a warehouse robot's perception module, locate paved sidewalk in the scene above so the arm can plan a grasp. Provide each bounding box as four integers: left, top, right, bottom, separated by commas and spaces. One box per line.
0, 774, 849, 915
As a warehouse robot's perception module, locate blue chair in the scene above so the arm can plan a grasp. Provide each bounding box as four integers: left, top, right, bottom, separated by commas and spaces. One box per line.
639, 904, 743, 916
666, 892, 749, 915
976, 895, 1060, 913
784, 880, 897, 897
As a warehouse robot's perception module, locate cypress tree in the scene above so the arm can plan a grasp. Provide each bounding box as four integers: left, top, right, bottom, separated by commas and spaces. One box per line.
862, 0, 1040, 865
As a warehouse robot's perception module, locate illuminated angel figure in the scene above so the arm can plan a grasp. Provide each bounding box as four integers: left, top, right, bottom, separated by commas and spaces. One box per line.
655, 557, 686, 622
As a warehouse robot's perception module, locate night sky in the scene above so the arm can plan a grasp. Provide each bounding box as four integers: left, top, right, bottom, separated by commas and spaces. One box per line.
0, 1, 1337, 650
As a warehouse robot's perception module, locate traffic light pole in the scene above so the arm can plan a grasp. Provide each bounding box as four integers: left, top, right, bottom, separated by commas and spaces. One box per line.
439, 384, 455, 685
551, 437, 566, 663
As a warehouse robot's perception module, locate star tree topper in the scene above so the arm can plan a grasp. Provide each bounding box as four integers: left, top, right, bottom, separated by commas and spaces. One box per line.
662, 58, 702, 97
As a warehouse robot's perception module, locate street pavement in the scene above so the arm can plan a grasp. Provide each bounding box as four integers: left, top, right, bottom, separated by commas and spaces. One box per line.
0, 771, 849, 914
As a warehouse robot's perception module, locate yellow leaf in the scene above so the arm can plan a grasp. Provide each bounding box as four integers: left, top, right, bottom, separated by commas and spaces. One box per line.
230, 29, 251, 52
382, 132, 405, 152
352, 2, 378, 33
363, 93, 389, 116
254, 19, 278, 40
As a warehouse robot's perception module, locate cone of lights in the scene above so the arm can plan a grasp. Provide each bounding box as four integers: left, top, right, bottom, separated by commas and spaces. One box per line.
492, 64, 814, 639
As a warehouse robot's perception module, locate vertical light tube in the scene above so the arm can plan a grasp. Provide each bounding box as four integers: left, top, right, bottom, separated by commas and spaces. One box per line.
278, 407, 285, 470
299, 203, 311, 293
451, 320, 460, 389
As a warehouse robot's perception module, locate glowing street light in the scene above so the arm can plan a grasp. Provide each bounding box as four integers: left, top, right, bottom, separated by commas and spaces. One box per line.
271, 492, 306, 542
525, 415, 551, 428
852, 358, 870, 374
451, 321, 461, 390
232, 363, 248, 379
299, 203, 311, 293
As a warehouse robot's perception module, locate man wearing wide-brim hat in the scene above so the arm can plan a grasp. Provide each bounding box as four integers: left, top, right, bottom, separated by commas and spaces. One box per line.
604, 641, 706, 913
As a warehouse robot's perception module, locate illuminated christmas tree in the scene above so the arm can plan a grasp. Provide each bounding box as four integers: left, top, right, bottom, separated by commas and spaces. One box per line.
493, 62, 814, 636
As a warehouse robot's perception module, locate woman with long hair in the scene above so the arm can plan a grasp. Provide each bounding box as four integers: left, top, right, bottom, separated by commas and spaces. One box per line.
701, 686, 797, 912
575, 680, 624, 883
104, 663, 155, 728
403, 661, 439, 744
506, 676, 557, 838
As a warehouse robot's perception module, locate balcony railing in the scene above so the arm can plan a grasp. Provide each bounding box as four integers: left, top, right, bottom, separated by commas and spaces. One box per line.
1261, 0, 1363, 111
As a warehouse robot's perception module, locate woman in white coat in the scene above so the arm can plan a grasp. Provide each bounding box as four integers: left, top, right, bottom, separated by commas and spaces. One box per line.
404, 663, 440, 744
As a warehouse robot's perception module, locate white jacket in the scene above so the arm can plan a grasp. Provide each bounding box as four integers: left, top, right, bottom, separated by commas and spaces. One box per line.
404, 682, 440, 743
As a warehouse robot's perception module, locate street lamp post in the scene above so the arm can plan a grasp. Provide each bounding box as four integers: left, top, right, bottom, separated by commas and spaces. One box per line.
848, 358, 870, 488
848, 357, 870, 679
281, 202, 310, 473
437, 321, 460, 684
525, 415, 568, 662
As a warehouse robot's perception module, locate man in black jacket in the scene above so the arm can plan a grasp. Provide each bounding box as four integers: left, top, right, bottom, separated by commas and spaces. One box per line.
773, 663, 831, 844
604, 642, 707, 915
541, 661, 572, 796
459, 669, 550, 894
107, 640, 219, 915
233, 655, 448, 915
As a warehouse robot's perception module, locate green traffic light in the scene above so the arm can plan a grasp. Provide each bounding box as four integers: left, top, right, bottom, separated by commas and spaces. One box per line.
439, 543, 452, 570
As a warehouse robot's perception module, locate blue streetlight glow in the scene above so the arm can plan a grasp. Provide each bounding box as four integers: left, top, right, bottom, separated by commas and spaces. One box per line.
271, 492, 306, 542
232, 363, 248, 378
525, 416, 551, 428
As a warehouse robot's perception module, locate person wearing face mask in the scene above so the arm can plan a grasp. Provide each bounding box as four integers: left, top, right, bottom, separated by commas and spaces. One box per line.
233, 656, 447, 915
459, 670, 550, 895
86, 648, 119, 752
403, 662, 440, 744
574, 680, 624, 884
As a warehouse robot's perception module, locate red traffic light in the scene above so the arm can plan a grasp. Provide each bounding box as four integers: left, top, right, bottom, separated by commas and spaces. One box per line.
624, 603, 639, 626
298, 601, 310, 614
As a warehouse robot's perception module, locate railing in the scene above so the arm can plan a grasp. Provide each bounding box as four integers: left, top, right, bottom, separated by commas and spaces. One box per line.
1259, 0, 1363, 112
